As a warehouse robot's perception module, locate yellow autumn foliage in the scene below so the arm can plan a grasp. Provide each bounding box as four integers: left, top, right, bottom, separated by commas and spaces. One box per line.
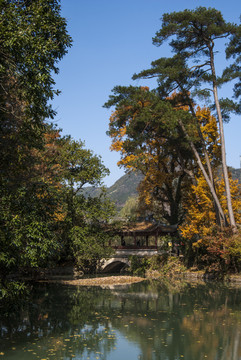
53, 207, 67, 222
180, 105, 241, 240
180, 173, 241, 240
110, 140, 124, 152
117, 154, 138, 168
196, 106, 221, 165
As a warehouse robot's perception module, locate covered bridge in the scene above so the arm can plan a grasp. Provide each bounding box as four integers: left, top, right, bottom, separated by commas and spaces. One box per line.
102, 222, 177, 273
110, 221, 177, 249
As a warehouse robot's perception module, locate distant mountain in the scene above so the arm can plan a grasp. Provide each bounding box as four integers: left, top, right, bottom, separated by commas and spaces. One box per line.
82, 171, 144, 209
230, 167, 241, 184
81, 167, 241, 210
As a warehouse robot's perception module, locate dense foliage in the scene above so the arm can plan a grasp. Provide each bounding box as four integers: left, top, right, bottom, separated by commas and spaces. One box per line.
105, 87, 193, 225
0, 0, 114, 298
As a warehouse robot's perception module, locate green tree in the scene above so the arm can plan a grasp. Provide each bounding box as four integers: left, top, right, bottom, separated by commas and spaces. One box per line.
0, 125, 67, 298
0, 0, 71, 297
59, 136, 115, 270
60, 136, 110, 228
0, 0, 72, 197
133, 7, 241, 232
104, 86, 193, 226
119, 196, 139, 221
0, 0, 72, 121
0, 0, 71, 187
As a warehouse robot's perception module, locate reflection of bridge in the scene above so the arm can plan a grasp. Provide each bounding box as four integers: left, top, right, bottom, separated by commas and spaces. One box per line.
102, 247, 159, 273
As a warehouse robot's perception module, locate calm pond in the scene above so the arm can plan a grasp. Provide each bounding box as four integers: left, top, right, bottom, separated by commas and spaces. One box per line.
0, 279, 241, 360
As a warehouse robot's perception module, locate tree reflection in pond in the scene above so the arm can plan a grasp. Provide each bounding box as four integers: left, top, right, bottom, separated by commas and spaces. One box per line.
0, 280, 241, 359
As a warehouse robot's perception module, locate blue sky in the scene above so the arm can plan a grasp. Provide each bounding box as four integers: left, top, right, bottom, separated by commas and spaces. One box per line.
52, 0, 241, 187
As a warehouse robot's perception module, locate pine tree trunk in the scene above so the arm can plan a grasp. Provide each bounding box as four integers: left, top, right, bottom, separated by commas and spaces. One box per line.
209, 45, 237, 233
186, 96, 224, 227
178, 119, 228, 227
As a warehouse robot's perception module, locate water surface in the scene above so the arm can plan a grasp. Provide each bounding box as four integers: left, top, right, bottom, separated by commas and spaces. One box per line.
0, 279, 241, 359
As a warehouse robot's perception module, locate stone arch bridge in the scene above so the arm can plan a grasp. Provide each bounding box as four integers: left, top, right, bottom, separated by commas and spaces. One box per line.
102, 221, 177, 273
101, 248, 160, 273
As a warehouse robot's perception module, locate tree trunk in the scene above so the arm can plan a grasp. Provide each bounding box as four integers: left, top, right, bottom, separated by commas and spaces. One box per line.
209, 45, 237, 233
178, 119, 228, 227
185, 91, 223, 227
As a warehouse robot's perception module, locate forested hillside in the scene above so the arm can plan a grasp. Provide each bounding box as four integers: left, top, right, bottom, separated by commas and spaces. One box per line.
230, 167, 241, 184
82, 168, 241, 210
82, 172, 143, 209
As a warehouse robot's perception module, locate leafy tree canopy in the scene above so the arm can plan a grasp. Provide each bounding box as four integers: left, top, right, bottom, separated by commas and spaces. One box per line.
0, 0, 72, 121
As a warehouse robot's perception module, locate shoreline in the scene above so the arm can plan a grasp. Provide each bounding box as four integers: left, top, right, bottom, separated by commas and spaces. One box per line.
146, 270, 241, 285
183, 271, 241, 284
37, 275, 146, 286
34, 271, 241, 287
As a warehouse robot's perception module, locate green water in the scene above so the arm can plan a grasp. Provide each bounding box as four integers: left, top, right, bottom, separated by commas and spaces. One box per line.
0, 279, 241, 360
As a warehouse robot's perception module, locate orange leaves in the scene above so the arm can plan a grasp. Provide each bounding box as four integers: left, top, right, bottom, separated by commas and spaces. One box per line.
117, 154, 138, 168
53, 207, 67, 222
109, 111, 117, 125
119, 126, 126, 137
140, 86, 150, 92
110, 140, 124, 152
167, 91, 190, 111
109, 110, 127, 153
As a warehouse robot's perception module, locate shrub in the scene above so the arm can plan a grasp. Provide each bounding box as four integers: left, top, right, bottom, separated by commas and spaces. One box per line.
193, 228, 241, 273
129, 255, 149, 275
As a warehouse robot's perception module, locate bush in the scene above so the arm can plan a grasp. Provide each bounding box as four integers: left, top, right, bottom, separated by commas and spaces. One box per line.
147, 254, 167, 270
129, 255, 149, 275
160, 256, 187, 276
193, 228, 241, 273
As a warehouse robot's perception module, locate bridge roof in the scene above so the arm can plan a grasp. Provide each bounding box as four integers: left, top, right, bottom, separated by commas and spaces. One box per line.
115, 222, 177, 236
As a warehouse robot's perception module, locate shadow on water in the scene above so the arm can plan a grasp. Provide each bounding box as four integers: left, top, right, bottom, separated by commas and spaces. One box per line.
0, 279, 241, 359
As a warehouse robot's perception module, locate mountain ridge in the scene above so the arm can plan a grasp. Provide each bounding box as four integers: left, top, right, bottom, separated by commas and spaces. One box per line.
81, 167, 241, 209
82, 171, 143, 209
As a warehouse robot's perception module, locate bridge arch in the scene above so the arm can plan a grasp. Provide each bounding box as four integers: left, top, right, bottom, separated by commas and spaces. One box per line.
101, 258, 130, 273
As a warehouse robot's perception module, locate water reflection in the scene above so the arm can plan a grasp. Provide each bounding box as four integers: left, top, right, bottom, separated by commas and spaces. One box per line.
0, 280, 241, 359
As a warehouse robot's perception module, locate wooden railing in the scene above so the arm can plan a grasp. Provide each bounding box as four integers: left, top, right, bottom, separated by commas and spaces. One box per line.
112, 245, 158, 250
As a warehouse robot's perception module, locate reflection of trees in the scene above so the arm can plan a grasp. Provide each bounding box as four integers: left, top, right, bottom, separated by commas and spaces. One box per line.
106, 281, 241, 360
0, 281, 241, 360
181, 306, 241, 360
0, 284, 116, 359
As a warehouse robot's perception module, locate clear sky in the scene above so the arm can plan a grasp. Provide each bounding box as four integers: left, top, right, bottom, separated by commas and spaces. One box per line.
52, 0, 241, 187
